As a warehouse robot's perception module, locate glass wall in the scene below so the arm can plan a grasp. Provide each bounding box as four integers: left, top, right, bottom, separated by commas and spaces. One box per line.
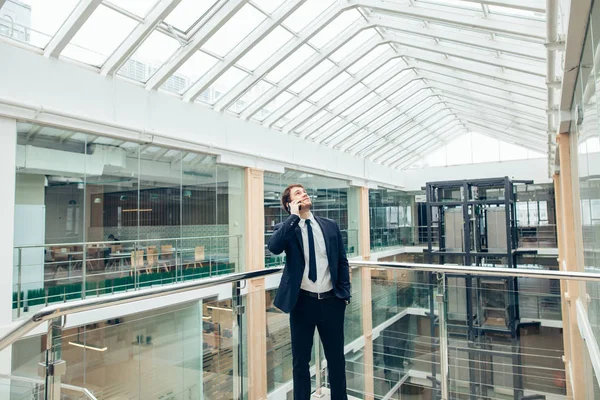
263, 170, 358, 267
369, 188, 415, 250
573, 1, 600, 394
12, 123, 244, 315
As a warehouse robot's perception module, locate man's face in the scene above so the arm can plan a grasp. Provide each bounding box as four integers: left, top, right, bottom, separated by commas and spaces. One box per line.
289, 186, 312, 210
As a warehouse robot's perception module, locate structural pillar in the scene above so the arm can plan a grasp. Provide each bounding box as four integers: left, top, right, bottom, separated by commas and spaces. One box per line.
0, 117, 16, 375
553, 172, 573, 399
358, 186, 375, 400
556, 133, 586, 399
244, 168, 267, 400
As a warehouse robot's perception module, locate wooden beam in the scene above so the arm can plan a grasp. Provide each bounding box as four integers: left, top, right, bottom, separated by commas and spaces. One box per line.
553, 172, 573, 399
556, 133, 586, 398
244, 167, 267, 400
358, 186, 374, 400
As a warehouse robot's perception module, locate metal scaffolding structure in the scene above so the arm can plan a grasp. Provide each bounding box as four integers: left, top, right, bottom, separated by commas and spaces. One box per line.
424, 177, 543, 399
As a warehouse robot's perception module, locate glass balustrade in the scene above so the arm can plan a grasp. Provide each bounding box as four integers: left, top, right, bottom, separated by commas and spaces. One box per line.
5, 263, 599, 400
12, 235, 242, 319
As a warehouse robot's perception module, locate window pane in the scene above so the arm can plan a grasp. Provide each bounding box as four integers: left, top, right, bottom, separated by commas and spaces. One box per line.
118, 31, 181, 83
0, 0, 79, 47
283, 0, 336, 32
202, 4, 266, 57
166, 51, 219, 94
62, 5, 137, 66
289, 59, 335, 93
108, 0, 160, 18
237, 26, 293, 71
205, 67, 248, 104
164, 0, 219, 32
266, 44, 316, 83
309, 9, 362, 49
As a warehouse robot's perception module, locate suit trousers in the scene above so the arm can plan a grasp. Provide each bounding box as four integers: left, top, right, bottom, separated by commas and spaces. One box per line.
290, 293, 348, 400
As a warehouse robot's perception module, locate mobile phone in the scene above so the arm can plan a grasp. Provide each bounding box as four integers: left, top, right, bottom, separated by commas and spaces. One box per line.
288, 202, 302, 211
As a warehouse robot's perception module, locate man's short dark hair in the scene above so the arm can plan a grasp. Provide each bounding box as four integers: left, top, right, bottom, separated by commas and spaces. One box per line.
281, 184, 305, 214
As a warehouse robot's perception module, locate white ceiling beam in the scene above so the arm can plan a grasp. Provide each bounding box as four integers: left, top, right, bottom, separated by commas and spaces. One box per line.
181, 0, 307, 102
459, 117, 546, 146
460, 0, 546, 13
146, 0, 248, 92
450, 108, 545, 137
434, 91, 547, 119
285, 38, 544, 134
387, 36, 545, 77
372, 17, 545, 60
383, 120, 466, 166
427, 80, 545, 111
462, 122, 547, 151
408, 62, 546, 100
267, 34, 544, 130
400, 49, 545, 89
214, 3, 355, 112
0, 0, 7, 9
44, 0, 103, 58
344, 104, 455, 154
443, 100, 546, 126
316, 85, 434, 145
334, 92, 448, 150
101, 0, 182, 76
301, 48, 545, 139
299, 60, 415, 139
353, 121, 464, 165
421, 74, 546, 109
447, 103, 547, 131
352, 0, 546, 39
364, 113, 463, 159
357, 99, 450, 156
264, 36, 387, 128
239, 19, 369, 119
392, 127, 469, 170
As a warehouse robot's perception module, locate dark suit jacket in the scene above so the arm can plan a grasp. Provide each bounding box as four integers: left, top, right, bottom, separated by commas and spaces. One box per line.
268, 214, 351, 313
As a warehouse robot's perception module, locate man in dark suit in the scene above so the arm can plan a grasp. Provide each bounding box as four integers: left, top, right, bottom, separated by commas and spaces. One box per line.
268, 184, 351, 400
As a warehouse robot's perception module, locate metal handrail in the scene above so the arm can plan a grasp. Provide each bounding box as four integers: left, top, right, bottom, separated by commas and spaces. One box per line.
13, 234, 243, 249
0, 267, 283, 352
350, 260, 600, 282
0, 374, 97, 400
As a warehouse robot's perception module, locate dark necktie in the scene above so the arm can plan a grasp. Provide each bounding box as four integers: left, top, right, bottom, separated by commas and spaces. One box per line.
306, 220, 317, 282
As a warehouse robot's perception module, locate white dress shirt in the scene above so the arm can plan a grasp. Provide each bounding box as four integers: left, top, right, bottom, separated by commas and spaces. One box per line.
298, 212, 333, 293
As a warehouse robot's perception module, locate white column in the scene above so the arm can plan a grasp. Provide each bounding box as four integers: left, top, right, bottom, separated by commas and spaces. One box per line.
0, 116, 17, 374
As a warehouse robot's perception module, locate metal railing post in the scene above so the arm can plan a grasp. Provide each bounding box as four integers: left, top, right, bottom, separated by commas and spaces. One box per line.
82, 244, 87, 300
40, 316, 66, 400
17, 248, 22, 318
232, 281, 244, 400
436, 288, 449, 400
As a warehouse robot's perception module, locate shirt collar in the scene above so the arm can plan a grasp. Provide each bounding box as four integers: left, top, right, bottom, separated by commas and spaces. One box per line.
298, 212, 315, 228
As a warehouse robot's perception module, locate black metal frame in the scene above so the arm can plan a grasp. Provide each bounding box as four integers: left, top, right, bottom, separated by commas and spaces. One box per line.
425, 177, 535, 400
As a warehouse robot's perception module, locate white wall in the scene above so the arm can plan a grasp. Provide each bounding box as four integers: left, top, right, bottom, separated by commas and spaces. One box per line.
396, 158, 551, 191
0, 117, 16, 374
0, 42, 403, 190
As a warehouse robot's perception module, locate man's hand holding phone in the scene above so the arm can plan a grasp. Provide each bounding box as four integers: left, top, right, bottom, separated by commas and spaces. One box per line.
288, 200, 303, 216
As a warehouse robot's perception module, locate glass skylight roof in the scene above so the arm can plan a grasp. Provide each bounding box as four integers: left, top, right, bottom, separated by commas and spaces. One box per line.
0, 0, 551, 169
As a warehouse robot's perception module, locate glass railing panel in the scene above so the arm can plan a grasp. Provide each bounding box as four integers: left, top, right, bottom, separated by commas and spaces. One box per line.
41, 301, 207, 399
265, 288, 293, 393
370, 227, 417, 251
12, 235, 242, 319
345, 267, 363, 344
441, 274, 569, 400
0, 376, 41, 399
